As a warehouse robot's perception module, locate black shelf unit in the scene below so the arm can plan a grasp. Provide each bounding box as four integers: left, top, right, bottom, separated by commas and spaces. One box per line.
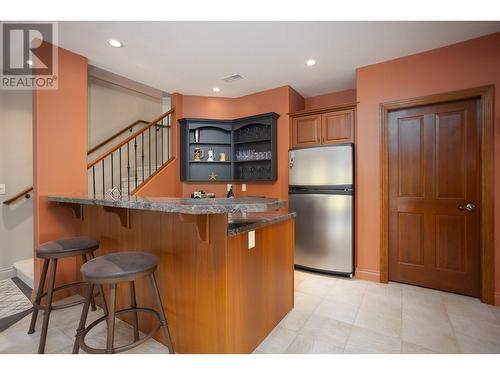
179, 112, 279, 182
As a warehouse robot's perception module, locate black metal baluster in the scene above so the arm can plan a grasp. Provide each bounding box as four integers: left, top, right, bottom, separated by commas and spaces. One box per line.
134, 137, 138, 189
119, 148, 122, 193
92, 166, 96, 196
111, 152, 114, 189
161, 118, 164, 164
167, 114, 171, 159
127, 142, 130, 195
141, 133, 145, 182
102, 160, 105, 195
155, 123, 158, 171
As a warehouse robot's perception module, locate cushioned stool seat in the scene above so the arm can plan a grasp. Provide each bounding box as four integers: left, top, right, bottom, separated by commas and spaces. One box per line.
36, 237, 99, 259
81, 252, 158, 284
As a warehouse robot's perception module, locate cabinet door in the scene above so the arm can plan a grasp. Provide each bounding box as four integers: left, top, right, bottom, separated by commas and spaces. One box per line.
292, 114, 321, 148
321, 109, 354, 144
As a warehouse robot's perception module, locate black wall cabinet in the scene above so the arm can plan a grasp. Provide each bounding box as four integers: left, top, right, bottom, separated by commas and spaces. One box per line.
179, 112, 279, 182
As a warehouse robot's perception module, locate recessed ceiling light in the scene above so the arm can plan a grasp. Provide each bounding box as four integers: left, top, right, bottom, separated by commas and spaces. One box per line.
108, 39, 123, 48
26, 60, 33, 66
306, 59, 316, 67
213, 87, 220, 92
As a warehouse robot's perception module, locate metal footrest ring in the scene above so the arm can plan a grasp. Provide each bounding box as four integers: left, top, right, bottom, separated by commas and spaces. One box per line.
79, 307, 162, 354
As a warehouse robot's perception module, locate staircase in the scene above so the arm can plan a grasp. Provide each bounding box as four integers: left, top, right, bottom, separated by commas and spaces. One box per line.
87, 109, 174, 196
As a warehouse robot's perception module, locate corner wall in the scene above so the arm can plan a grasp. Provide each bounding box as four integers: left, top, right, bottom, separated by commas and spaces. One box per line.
33, 44, 88, 292
355, 32, 500, 302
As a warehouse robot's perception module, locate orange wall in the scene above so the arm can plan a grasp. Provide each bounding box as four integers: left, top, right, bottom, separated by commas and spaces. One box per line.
304, 88, 357, 110
33, 44, 88, 291
355, 32, 500, 303
136, 86, 305, 202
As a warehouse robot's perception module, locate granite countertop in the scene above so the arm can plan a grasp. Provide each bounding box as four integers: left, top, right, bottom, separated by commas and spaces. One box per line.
227, 211, 296, 236
47, 195, 286, 215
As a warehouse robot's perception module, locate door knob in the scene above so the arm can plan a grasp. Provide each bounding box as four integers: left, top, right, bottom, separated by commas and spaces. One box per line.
458, 203, 476, 211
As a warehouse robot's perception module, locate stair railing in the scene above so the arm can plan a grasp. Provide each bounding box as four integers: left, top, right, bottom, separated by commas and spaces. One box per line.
87, 108, 174, 196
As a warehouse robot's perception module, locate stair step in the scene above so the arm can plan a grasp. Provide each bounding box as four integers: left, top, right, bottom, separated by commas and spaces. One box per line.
13, 258, 34, 289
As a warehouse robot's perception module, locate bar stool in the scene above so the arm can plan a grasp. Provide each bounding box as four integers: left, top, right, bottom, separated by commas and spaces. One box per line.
28, 236, 107, 354
73, 252, 174, 354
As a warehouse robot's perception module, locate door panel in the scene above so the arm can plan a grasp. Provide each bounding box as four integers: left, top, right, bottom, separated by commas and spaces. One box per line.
388, 99, 480, 297
321, 109, 354, 144
292, 114, 321, 148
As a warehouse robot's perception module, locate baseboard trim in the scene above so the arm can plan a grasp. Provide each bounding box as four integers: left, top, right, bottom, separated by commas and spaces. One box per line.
355, 268, 380, 282
0, 266, 16, 281
494, 293, 500, 307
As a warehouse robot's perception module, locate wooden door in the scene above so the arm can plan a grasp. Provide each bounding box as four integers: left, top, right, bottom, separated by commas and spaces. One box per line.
388, 99, 481, 297
291, 114, 321, 148
321, 109, 354, 144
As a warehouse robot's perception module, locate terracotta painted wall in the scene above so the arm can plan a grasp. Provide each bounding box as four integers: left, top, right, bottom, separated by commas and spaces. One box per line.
136, 86, 305, 202
304, 88, 357, 110
33, 44, 88, 293
355, 32, 500, 304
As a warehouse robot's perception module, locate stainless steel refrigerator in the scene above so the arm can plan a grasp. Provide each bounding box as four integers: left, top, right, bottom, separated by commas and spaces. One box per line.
288, 144, 354, 276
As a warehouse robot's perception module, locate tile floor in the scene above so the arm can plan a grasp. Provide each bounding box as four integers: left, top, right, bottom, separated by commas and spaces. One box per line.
255, 270, 500, 354
1, 270, 500, 354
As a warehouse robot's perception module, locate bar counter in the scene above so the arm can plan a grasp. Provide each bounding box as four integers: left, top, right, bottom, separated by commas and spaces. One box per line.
47, 195, 295, 353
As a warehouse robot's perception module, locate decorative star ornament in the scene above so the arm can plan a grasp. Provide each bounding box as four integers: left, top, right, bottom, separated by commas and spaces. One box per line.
208, 172, 218, 181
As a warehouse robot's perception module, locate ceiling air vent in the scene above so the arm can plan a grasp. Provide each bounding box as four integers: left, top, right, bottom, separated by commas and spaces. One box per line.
222, 74, 243, 83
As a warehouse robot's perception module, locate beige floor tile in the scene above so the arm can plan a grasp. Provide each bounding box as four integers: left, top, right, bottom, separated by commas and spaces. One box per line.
442, 293, 497, 325
402, 298, 453, 337
448, 313, 500, 346
285, 333, 343, 354
365, 281, 402, 302
299, 314, 352, 349
279, 306, 315, 332
294, 291, 323, 315
295, 277, 335, 298
256, 326, 298, 354
353, 293, 402, 338
313, 299, 359, 325
401, 341, 438, 354
489, 305, 500, 324
455, 333, 500, 354
401, 314, 459, 353
344, 326, 401, 354
324, 282, 366, 307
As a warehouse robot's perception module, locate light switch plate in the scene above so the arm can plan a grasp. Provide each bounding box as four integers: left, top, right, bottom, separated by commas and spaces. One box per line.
226, 183, 232, 192
248, 230, 255, 249
0, 184, 5, 195
242, 183, 247, 192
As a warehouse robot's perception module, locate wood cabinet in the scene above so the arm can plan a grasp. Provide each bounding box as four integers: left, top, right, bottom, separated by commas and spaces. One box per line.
290, 104, 356, 148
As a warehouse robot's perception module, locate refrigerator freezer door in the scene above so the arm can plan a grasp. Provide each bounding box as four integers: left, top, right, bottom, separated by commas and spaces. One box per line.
289, 193, 353, 274
289, 145, 353, 187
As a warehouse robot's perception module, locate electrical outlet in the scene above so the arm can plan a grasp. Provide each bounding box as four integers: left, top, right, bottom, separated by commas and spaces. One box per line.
248, 230, 255, 249
0, 184, 5, 195
226, 184, 232, 192
242, 183, 247, 192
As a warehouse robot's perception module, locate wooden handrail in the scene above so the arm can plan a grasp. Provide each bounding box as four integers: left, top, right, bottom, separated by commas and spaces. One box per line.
3, 186, 33, 205
87, 108, 175, 169
87, 120, 149, 154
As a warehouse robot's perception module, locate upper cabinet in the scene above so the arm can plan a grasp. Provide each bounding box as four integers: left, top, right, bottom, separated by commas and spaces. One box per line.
290, 104, 356, 149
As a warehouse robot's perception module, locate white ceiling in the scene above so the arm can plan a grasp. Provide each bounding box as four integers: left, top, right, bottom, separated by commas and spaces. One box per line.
58, 21, 500, 98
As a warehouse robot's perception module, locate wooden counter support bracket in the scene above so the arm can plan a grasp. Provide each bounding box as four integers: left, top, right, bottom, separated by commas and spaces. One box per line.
178, 214, 210, 243
58, 202, 84, 220
103, 206, 131, 228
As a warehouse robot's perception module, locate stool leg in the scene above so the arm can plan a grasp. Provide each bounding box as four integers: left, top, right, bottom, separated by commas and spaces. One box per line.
72, 283, 94, 354
106, 283, 117, 354
38, 258, 58, 354
82, 254, 97, 311
89, 252, 108, 317
149, 273, 174, 354
129, 281, 140, 342
28, 258, 49, 334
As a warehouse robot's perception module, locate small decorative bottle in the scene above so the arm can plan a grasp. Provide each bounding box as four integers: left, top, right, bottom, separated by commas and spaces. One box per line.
227, 184, 234, 198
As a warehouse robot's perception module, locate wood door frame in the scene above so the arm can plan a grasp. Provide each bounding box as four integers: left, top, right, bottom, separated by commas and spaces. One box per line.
379, 85, 495, 304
